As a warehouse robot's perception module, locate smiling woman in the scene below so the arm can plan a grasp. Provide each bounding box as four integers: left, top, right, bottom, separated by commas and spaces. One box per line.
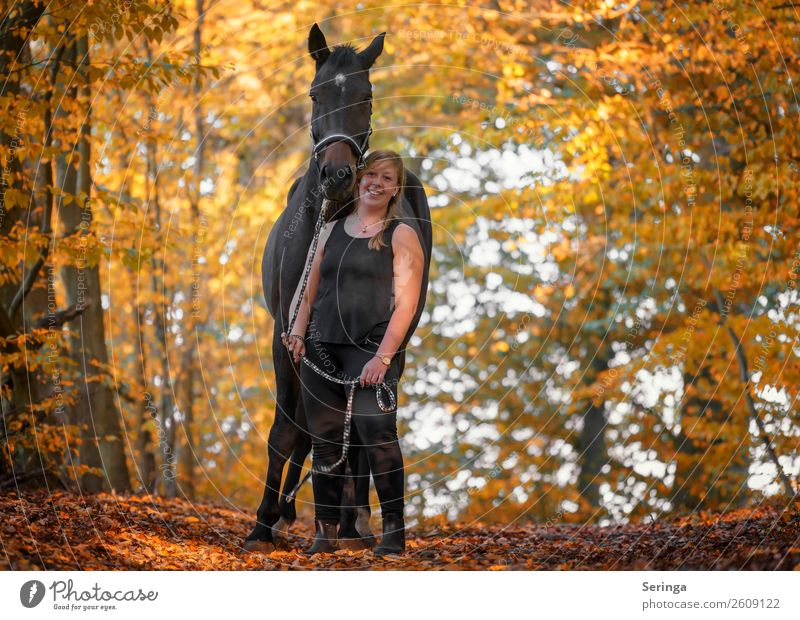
284, 150, 425, 556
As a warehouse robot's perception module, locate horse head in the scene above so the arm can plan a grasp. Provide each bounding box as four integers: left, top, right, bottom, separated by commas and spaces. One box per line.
308, 23, 385, 209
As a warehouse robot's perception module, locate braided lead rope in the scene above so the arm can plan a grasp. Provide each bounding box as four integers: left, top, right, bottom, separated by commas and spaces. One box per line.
282, 199, 397, 504
285, 356, 396, 503
283, 199, 330, 341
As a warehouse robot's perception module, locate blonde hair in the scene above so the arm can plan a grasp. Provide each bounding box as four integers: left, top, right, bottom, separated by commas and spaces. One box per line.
352, 150, 406, 250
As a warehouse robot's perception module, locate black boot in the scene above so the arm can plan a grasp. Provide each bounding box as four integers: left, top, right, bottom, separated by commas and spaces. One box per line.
374, 513, 405, 556
303, 520, 339, 555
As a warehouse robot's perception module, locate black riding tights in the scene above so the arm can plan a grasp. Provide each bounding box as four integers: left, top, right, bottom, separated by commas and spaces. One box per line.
300, 337, 404, 523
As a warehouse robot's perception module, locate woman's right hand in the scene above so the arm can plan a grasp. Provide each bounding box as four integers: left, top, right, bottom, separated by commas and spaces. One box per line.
281, 332, 306, 363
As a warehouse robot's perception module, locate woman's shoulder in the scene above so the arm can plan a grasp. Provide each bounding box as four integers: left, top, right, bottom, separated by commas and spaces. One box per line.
390, 220, 417, 239
390, 220, 422, 252
325, 216, 348, 235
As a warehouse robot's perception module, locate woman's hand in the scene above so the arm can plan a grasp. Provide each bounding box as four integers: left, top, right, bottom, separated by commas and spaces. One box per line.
360, 356, 388, 387
281, 332, 305, 363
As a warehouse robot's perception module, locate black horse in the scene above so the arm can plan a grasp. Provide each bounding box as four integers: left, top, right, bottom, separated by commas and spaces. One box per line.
244, 24, 432, 552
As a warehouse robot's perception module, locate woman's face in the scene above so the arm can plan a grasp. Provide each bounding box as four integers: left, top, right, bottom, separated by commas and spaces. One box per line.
357, 159, 399, 212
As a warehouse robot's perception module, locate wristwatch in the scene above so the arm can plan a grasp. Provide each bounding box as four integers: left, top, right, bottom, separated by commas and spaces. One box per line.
376, 354, 392, 367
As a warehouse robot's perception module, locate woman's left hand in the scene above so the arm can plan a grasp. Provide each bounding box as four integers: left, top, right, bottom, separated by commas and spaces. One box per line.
360, 357, 388, 387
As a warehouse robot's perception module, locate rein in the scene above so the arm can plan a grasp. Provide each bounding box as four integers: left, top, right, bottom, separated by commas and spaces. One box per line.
282, 198, 396, 503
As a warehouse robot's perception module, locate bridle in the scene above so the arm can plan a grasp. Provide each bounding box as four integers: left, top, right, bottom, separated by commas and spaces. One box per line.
309, 98, 373, 171
310, 125, 372, 171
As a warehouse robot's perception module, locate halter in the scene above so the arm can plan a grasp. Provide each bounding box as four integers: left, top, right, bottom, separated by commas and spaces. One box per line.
309, 94, 373, 171
310, 125, 373, 171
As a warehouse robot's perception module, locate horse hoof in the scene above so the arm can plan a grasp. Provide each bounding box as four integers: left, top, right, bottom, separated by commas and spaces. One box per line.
356, 509, 377, 548
360, 534, 377, 549
271, 517, 293, 549
338, 538, 366, 551
242, 540, 275, 554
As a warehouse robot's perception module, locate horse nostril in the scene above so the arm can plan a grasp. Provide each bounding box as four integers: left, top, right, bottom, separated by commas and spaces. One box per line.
320, 164, 330, 179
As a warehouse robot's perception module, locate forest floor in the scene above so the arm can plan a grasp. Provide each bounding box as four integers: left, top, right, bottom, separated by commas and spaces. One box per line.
1, 490, 798, 570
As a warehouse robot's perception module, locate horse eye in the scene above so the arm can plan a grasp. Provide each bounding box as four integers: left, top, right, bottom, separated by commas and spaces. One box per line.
310, 94, 318, 102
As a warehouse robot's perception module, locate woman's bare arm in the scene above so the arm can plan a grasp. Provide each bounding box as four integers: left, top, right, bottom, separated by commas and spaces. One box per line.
376, 223, 424, 359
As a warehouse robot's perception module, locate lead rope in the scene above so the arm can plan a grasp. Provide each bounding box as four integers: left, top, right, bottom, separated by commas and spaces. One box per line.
282, 199, 396, 504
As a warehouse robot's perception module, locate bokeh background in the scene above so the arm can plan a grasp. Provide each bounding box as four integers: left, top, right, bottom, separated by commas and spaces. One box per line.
1, 0, 798, 530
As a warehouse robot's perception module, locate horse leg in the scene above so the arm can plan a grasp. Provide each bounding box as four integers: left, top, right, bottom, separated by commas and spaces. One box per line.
243, 337, 300, 553
338, 447, 364, 550
273, 431, 311, 549
354, 447, 376, 548
338, 425, 375, 549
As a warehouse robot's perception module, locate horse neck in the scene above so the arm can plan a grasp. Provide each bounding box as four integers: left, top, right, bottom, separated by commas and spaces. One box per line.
297, 164, 345, 228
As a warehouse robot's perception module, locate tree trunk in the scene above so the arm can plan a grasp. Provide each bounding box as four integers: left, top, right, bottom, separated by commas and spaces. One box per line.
57, 36, 130, 492
577, 401, 607, 508
672, 362, 750, 512
142, 52, 177, 495
1, 8, 56, 485
133, 306, 157, 493
671, 374, 709, 512
576, 352, 609, 510
178, 0, 207, 501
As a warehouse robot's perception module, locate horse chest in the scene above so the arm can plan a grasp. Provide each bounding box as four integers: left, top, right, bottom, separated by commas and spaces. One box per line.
262, 201, 318, 318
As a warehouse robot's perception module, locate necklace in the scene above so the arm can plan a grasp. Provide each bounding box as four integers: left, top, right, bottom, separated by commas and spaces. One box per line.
355, 211, 386, 234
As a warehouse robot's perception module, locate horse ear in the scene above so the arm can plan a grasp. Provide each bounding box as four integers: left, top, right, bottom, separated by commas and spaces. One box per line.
309, 23, 331, 65
358, 31, 386, 69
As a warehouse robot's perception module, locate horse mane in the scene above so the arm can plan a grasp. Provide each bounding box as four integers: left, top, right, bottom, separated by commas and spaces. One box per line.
327, 44, 361, 69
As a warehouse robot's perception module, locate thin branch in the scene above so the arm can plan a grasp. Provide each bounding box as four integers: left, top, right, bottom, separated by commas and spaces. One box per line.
3, 301, 92, 350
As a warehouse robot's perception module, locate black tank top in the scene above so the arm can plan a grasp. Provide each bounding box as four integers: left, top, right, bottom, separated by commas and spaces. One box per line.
309, 217, 401, 344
